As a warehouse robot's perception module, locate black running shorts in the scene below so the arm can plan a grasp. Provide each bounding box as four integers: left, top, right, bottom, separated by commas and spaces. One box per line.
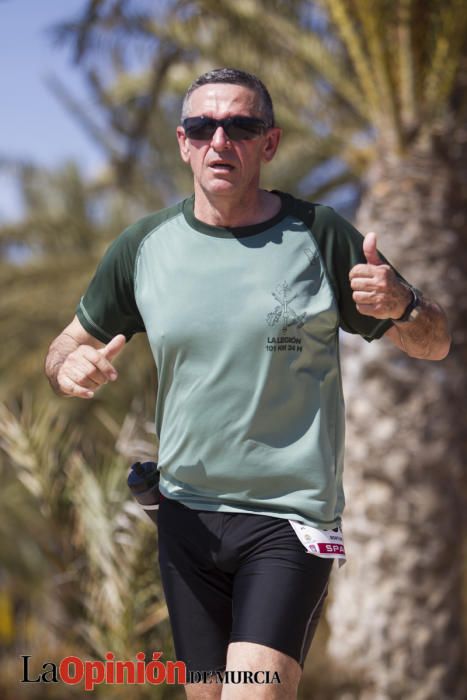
157, 495, 333, 673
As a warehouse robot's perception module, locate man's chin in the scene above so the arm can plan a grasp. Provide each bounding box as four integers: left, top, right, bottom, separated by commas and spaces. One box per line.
203, 177, 238, 195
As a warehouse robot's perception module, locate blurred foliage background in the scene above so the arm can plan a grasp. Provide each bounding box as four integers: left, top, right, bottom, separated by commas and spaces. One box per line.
1, 1, 466, 698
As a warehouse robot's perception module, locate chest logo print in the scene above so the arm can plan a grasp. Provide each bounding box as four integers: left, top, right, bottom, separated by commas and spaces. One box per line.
266, 281, 306, 332
265, 248, 319, 352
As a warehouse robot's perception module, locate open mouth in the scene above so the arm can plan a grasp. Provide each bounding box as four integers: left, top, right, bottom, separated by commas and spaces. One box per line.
209, 162, 234, 172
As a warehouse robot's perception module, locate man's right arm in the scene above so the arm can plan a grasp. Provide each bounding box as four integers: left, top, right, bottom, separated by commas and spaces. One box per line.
45, 316, 126, 399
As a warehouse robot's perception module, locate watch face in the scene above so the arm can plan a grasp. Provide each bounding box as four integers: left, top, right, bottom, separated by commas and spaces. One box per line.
408, 304, 421, 322
406, 287, 422, 321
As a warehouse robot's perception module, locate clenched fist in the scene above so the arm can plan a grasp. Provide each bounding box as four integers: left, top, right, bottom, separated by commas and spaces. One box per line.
349, 232, 411, 320
56, 334, 126, 399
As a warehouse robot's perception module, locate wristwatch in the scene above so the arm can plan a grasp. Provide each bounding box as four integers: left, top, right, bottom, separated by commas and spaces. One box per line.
395, 285, 421, 323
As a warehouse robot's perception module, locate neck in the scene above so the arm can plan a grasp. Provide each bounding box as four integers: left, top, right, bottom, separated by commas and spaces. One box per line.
193, 185, 281, 228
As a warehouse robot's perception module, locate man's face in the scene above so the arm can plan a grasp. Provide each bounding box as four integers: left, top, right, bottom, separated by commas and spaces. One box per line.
176, 83, 281, 199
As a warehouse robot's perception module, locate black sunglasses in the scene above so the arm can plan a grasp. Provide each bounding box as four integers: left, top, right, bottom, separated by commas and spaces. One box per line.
182, 115, 269, 141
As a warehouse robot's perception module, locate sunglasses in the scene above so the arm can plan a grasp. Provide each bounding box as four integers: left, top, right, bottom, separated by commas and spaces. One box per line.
182, 115, 269, 141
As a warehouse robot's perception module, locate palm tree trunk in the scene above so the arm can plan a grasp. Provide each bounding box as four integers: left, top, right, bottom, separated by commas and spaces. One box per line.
327, 121, 467, 699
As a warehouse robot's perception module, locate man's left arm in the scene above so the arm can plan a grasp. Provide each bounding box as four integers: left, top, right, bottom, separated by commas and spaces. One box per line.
349, 232, 451, 361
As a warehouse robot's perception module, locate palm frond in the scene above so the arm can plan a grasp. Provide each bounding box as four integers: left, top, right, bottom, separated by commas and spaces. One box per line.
0, 399, 170, 664
397, 0, 418, 128
422, 0, 467, 119
325, 0, 380, 117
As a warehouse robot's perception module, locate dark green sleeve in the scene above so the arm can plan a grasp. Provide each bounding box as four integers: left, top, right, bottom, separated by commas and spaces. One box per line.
76, 223, 146, 343
76, 204, 184, 342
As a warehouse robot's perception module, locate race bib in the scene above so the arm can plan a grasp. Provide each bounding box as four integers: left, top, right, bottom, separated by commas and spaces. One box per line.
289, 520, 346, 568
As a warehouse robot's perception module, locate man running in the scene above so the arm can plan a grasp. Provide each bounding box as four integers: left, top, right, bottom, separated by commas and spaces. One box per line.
45, 68, 450, 699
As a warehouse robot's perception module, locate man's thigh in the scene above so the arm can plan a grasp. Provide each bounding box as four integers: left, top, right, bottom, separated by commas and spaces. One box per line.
229, 517, 333, 668
157, 497, 233, 674
184, 642, 300, 700
223, 642, 301, 699
185, 678, 222, 700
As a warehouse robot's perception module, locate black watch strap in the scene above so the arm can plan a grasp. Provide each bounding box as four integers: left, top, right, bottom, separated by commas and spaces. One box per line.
395, 286, 421, 323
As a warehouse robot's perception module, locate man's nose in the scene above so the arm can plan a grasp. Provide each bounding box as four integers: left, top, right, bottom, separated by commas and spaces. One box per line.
211, 126, 231, 149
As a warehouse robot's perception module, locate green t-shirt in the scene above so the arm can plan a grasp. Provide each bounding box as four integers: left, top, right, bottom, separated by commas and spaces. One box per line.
77, 191, 397, 528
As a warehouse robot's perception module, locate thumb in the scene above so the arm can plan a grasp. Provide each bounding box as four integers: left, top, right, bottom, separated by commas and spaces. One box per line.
99, 334, 126, 361
363, 231, 382, 266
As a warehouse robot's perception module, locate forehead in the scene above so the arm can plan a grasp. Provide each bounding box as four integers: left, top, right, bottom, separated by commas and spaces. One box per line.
186, 83, 260, 117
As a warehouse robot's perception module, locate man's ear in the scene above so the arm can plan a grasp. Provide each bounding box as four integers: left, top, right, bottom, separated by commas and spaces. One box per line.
262, 127, 282, 163
176, 126, 190, 164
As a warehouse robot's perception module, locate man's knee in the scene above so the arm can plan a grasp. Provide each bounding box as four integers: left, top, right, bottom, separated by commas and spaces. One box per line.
221, 641, 302, 699
185, 679, 223, 700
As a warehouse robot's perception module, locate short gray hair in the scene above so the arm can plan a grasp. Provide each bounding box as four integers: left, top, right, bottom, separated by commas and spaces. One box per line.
181, 68, 275, 126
